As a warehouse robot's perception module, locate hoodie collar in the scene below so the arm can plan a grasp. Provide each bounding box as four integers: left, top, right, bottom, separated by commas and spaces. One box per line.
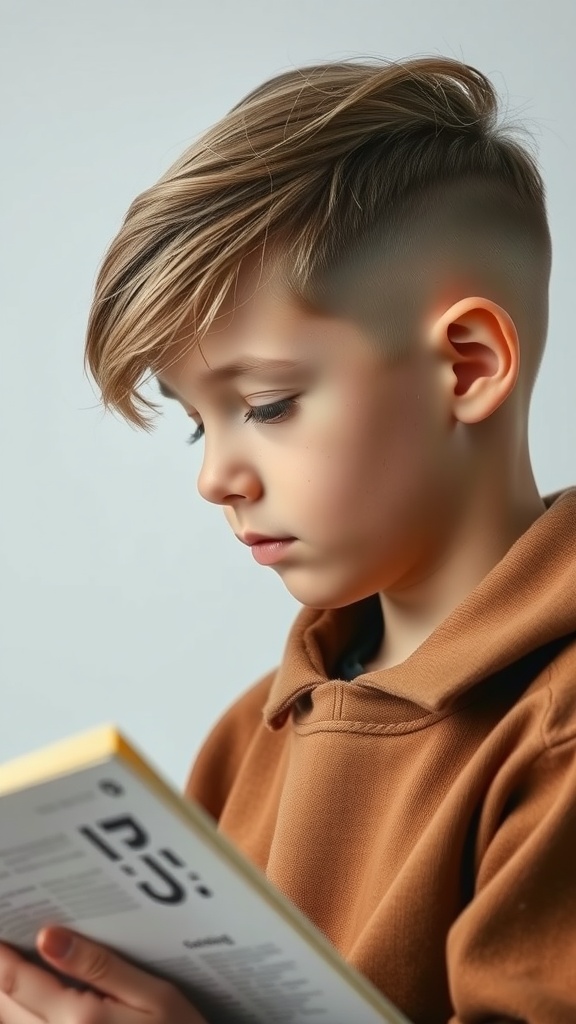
264, 488, 576, 730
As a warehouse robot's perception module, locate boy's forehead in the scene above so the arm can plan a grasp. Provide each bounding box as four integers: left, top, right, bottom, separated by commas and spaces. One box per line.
160, 268, 351, 379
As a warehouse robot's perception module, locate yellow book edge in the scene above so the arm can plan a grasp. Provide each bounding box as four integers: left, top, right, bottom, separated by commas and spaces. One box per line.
0, 725, 408, 1024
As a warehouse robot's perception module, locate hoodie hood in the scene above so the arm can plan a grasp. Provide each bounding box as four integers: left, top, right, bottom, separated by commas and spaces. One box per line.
264, 487, 576, 730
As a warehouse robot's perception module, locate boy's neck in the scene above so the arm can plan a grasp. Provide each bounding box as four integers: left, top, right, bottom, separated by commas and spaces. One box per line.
363, 471, 547, 673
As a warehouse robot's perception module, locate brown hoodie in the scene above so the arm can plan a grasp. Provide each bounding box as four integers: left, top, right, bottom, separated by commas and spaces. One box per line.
186, 487, 576, 1024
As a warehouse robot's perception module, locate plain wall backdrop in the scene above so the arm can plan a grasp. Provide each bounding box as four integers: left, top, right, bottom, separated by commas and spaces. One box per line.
1, 0, 574, 787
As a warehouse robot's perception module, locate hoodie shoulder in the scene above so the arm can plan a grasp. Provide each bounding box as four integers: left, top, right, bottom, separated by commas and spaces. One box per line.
183, 669, 277, 820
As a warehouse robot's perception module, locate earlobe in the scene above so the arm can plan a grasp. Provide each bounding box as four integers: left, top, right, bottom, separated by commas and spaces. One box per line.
430, 297, 520, 424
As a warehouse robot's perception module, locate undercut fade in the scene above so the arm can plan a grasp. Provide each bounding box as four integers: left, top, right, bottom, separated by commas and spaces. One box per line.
84, 55, 552, 431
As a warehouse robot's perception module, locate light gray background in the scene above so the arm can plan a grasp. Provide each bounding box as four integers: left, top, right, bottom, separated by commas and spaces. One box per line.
1, 0, 574, 787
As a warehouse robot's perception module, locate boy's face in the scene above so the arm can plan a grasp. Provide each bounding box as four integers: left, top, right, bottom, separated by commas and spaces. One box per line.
158, 264, 466, 609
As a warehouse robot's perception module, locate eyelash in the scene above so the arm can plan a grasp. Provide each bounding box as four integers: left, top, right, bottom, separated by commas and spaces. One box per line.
185, 397, 299, 446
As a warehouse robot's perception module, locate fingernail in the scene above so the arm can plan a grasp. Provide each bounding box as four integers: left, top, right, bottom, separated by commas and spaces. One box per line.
41, 928, 75, 959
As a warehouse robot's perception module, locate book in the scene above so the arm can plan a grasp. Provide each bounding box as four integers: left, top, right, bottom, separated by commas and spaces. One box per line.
0, 725, 411, 1024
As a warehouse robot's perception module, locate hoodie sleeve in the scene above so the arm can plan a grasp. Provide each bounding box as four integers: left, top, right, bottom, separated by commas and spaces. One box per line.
446, 733, 576, 1024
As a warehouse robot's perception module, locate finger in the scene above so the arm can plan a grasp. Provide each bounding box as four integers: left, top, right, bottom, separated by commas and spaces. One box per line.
0, 988, 39, 1024
37, 928, 196, 1017
0, 942, 73, 1023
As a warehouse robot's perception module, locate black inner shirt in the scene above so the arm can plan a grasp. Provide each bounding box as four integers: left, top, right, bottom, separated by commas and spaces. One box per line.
334, 598, 384, 681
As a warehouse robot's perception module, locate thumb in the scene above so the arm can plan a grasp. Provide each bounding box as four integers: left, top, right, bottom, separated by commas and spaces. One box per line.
37, 926, 192, 1015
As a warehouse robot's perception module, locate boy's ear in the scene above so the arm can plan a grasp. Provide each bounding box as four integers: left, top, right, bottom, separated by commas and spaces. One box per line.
428, 296, 520, 424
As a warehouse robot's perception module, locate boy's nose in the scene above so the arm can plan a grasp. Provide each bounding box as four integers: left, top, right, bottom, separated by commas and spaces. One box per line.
197, 454, 262, 506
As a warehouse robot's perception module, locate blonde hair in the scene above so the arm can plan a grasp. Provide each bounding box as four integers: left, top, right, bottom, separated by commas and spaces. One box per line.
84, 55, 551, 431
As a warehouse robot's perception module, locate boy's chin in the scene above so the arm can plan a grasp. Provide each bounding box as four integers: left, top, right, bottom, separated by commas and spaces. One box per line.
276, 570, 375, 611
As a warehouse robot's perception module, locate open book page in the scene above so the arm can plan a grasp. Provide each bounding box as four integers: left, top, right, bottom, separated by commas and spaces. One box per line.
0, 727, 410, 1024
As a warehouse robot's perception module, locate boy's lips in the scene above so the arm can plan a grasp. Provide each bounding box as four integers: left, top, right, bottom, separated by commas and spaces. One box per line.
235, 533, 296, 566
236, 532, 295, 546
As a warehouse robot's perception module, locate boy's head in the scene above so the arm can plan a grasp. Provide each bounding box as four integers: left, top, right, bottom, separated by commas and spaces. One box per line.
85, 56, 552, 608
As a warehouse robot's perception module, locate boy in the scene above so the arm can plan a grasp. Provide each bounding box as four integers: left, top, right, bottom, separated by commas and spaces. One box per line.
0, 54, 574, 1024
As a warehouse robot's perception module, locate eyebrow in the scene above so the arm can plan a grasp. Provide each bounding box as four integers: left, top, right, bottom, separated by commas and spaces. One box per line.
156, 356, 306, 400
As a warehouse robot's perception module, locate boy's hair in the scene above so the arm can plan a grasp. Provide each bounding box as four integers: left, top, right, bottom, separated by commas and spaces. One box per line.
84, 55, 552, 432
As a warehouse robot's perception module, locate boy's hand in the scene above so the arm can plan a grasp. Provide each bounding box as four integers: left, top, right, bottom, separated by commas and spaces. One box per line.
0, 926, 208, 1023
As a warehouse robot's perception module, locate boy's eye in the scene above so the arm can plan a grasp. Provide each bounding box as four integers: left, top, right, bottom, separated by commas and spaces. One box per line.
243, 396, 298, 426
185, 397, 298, 447
186, 423, 205, 445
